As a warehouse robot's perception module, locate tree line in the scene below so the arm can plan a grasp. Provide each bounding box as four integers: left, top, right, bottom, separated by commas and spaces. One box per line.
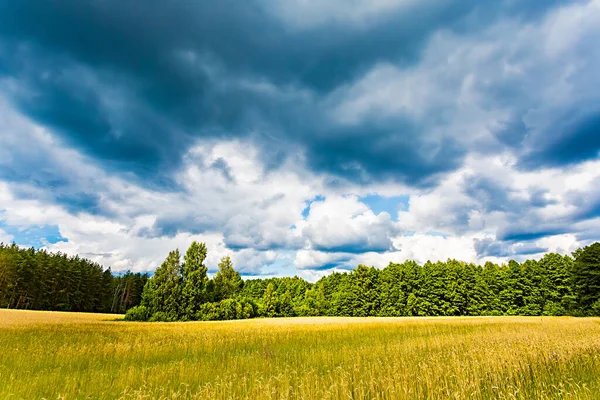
2, 241, 599, 319
124, 241, 600, 321
0, 243, 148, 313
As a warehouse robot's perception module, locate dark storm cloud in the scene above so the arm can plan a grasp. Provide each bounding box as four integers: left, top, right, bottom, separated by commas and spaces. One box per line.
0, 0, 569, 189
303, 119, 467, 186
4, 0, 599, 267
519, 110, 600, 170
498, 227, 568, 242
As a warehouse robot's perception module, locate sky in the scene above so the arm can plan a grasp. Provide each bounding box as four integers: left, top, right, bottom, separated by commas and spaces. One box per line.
1, 0, 600, 279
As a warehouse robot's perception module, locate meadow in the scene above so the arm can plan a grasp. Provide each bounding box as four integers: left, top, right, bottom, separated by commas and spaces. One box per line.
1, 310, 600, 399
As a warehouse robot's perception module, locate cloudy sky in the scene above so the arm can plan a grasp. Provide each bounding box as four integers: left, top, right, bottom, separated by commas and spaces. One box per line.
1, 0, 600, 279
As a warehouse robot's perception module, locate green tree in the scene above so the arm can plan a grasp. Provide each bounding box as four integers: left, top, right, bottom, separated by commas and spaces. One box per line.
142, 249, 183, 321
378, 262, 408, 316
213, 256, 243, 301
181, 242, 209, 319
572, 243, 600, 315
0, 243, 145, 314
0, 249, 16, 307
481, 261, 504, 315
337, 265, 380, 317
538, 253, 575, 315
261, 283, 278, 317
500, 260, 525, 315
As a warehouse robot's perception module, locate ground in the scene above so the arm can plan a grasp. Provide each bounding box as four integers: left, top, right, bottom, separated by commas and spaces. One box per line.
1, 309, 599, 399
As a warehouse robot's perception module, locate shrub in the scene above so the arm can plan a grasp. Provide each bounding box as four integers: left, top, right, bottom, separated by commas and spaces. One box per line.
542, 302, 566, 316
123, 305, 150, 321
591, 300, 600, 316
240, 299, 257, 319
220, 299, 238, 320
149, 311, 172, 322
195, 299, 258, 321
196, 303, 220, 321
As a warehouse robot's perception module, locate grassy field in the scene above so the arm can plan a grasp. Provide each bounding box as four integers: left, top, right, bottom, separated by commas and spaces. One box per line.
1, 310, 600, 399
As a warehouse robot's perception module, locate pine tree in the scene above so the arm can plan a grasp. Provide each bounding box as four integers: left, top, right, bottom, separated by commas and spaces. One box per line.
572, 243, 600, 315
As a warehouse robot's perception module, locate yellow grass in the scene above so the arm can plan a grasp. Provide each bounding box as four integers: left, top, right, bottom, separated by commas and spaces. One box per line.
1, 309, 600, 399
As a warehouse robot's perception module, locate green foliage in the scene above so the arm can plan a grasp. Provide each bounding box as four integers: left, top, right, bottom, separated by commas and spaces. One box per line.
213, 256, 243, 301
196, 298, 257, 321
124, 305, 150, 321
149, 311, 172, 322
0, 243, 147, 313
141, 249, 183, 321
572, 243, 600, 314
592, 300, 600, 317
5, 239, 600, 321
181, 242, 209, 318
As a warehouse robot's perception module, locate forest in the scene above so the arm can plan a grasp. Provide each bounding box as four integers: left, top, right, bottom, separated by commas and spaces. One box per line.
1, 241, 599, 320
0, 243, 148, 313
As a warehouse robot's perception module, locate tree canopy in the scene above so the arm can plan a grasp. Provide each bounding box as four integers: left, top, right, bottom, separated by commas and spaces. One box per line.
0, 243, 147, 313
2, 241, 599, 320
126, 241, 600, 321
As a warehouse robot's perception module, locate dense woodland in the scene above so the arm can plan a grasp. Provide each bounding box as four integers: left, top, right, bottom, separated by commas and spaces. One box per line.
0, 243, 148, 313
1, 241, 600, 320
126, 241, 600, 321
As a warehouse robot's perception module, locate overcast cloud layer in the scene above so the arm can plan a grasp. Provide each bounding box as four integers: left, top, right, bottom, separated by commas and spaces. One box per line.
1, 0, 600, 278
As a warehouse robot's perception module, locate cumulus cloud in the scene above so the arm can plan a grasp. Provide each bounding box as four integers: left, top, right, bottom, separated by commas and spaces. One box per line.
300, 195, 401, 253
0, 0, 599, 275
0, 178, 288, 275
0, 103, 309, 273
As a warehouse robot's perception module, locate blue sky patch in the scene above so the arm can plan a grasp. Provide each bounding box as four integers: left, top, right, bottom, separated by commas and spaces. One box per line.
359, 194, 409, 220
0, 222, 68, 249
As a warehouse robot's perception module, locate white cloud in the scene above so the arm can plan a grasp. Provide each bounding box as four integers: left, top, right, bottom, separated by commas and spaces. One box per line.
2, 1, 600, 276
0, 228, 13, 244
0, 102, 315, 274
0, 178, 286, 275
2, 94, 599, 274
542, 0, 600, 58
294, 234, 479, 274
536, 234, 581, 256
392, 234, 478, 264
299, 195, 400, 253
327, 0, 600, 164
